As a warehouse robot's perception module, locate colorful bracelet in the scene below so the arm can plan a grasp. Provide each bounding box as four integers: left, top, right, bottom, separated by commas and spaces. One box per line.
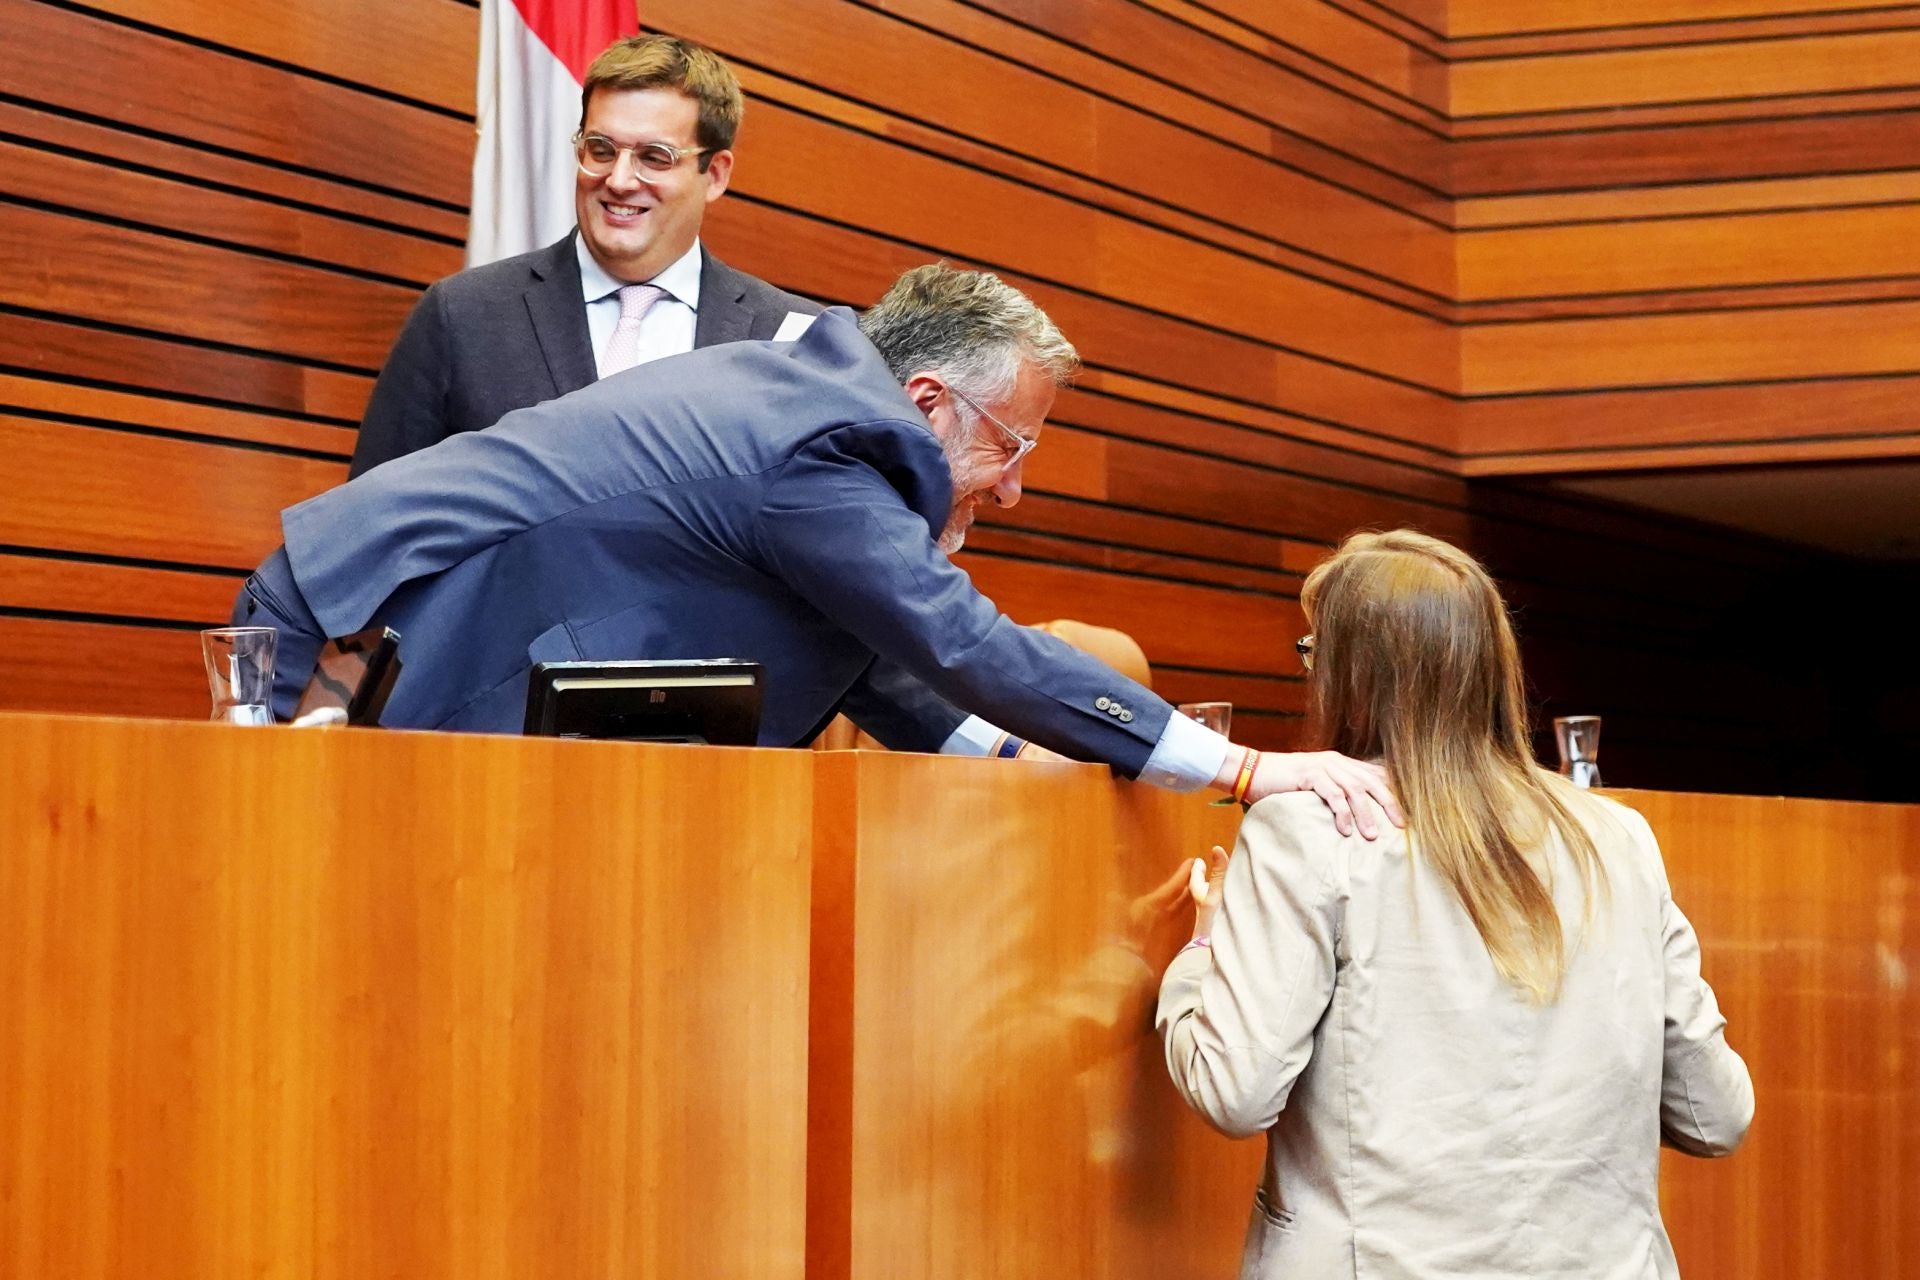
1231, 749, 1260, 804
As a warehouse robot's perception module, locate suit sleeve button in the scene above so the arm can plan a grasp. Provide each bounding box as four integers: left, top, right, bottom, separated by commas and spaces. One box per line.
1095, 696, 1111, 711
1119, 709, 1135, 723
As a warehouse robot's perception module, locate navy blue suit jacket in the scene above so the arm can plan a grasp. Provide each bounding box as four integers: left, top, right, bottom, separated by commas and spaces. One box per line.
273, 310, 1171, 773
347, 235, 819, 477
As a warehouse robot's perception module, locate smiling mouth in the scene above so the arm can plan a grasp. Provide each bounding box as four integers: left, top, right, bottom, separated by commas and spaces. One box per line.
601, 201, 650, 222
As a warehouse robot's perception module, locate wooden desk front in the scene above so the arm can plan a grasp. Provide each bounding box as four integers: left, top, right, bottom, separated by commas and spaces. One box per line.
2, 716, 1913, 1278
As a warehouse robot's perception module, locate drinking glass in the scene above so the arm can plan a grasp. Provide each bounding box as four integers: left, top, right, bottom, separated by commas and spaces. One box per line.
1553, 715, 1602, 789
1176, 701, 1232, 736
202, 627, 277, 725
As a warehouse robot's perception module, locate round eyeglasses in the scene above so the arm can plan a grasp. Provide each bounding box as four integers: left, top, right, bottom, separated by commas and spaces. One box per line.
573, 131, 709, 178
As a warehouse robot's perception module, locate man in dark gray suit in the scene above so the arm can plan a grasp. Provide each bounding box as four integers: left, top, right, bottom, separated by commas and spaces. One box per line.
240, 265, 1397, 826
348, 34, 817, 477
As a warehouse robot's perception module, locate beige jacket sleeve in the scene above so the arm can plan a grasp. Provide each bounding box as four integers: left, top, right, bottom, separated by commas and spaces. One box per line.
1156, 795, 1342, 1139
1635, 809, 1756, 1156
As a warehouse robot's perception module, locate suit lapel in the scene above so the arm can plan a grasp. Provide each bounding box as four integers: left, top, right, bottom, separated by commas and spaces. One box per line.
524, 233, 598, 396
693, 248, 755, 348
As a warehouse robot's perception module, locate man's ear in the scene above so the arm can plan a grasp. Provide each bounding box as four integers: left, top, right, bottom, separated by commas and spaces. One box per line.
702, 149, 734, 202
902, 372, 949, 434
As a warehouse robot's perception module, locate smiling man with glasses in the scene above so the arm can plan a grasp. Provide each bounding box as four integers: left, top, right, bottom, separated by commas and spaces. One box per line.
347, 34, 818, 478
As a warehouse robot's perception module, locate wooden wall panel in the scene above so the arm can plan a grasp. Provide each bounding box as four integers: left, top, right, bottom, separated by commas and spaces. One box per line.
3, 0, 1908, 793
0, 3, 471, 206
0, 0, 444, 724
1444, 3, 1920, 479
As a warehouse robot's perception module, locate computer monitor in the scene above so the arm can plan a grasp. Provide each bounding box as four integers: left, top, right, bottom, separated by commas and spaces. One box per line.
522, 659, 764, 745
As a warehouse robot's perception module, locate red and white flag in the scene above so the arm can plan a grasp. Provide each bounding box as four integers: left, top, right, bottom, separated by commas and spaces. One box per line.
468, 0, 638, 267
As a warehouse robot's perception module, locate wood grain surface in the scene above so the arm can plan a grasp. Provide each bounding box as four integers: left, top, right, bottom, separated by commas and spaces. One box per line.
0, 714, 813, 1280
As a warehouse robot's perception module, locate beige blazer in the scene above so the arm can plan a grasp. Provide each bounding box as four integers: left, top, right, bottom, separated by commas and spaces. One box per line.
1158, 788, 1753, 1279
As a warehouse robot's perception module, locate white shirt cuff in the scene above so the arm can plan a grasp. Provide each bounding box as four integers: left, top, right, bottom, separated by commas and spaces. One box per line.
940, 715, 1003, 757
1137, 711, 1232, 792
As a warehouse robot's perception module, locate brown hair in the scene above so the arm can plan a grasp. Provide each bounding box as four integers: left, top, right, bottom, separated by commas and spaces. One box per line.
1301, 529, 1608, 1002
581, 35, 744, 168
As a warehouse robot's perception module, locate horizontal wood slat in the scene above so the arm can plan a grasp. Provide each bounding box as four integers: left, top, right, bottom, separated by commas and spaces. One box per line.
0, 310, 374, 424
1460, 298, 1920, 391
1461, 374, 1920, 457
0, 552, 239, 625
1448, 0, 1919, 38
0, 616, 207, 719
1, 138, 462, 288
0, 202, 417, 371
0, 2, 471, 206
0, 101, 470, 242
62, 0, 477, 116
0, 374, 355, 456
1455, 201, 1920, 299
1449, 6, 1920, 57
1451, 28, 1920, 118
0, 415, 337, 568
1449, 110, 1920, 195
1455, 169, 1920, 228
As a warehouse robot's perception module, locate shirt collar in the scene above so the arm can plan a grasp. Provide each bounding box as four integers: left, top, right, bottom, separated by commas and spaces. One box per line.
575, 234, 705, 310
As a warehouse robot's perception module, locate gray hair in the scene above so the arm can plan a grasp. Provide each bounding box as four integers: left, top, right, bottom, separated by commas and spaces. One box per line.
858, 263, 1079, 402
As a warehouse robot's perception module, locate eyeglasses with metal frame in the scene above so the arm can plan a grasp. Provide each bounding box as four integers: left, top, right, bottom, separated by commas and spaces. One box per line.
944, 382, 1039, 474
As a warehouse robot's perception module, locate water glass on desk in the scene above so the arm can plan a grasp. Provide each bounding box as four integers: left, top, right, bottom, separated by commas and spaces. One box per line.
1554, 715, 1602, 788
202, 626, 277, 725
1176, 701, 1232, 736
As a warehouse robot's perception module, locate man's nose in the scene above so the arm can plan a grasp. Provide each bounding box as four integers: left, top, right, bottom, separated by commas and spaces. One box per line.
606, 151, 645, 191
989, 464, 1023, 508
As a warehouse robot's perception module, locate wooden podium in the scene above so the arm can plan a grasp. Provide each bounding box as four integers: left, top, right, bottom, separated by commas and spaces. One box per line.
2, 714, 1915, 1278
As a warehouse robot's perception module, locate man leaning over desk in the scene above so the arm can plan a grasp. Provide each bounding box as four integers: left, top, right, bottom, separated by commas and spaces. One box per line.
238, 265, 1399, 831
347, 33, 817, 477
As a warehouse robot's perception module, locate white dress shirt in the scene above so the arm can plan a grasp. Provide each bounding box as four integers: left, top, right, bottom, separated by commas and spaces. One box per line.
579, 236, 703, 377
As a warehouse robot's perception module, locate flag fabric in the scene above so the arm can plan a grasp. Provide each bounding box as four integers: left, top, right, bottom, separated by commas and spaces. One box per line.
468, 0, 638, 267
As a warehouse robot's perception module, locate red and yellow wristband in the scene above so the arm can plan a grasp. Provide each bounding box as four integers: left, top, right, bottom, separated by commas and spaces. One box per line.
1230, 748, 1260, 805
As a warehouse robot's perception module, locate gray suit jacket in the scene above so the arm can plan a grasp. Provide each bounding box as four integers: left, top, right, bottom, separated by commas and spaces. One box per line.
268, 309, 1171, 768
347, 234, 820, 476
1159, 788, 1754, 1280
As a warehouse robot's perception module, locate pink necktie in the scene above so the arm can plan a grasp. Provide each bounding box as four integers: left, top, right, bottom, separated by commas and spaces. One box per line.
602, 283, 666, 375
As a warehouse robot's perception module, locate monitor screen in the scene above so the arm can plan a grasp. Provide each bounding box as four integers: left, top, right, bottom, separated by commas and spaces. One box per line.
522, 659, 764, 745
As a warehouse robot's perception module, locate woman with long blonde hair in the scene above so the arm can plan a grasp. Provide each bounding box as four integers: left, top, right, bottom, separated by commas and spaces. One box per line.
1158, 530, 1752, 1279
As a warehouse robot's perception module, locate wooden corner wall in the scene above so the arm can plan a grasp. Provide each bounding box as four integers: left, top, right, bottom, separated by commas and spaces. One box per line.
2, 0, 1910, 795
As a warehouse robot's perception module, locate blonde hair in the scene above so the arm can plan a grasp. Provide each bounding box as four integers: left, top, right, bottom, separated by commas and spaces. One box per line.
582, 35, 744, 166
1301, 530, 1607, 1002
